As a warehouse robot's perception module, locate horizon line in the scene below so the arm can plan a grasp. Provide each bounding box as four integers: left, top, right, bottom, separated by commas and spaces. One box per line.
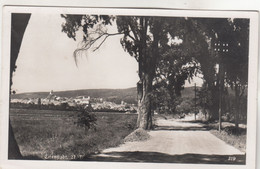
13, 85, 200, 95
13, 86, 138, 94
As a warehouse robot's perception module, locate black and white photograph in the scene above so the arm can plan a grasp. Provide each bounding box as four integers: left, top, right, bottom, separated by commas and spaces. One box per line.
0, 6, 258, 169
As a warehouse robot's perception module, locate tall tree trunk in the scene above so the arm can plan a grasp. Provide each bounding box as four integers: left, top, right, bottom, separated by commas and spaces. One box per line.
136, 18, 160, 130
207, 84, 219, 121
218, 63, 224, 131
137, 72, 153, 129
9, 13, 31, 159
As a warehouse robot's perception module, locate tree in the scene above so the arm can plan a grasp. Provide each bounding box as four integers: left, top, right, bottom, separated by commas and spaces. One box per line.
189, 18, 249, 131
185, 18, 224, 122
163, 18, 222, 121
206, 18, 249, 131
9, 13, 31, 159
61, 15, 194, 129
152, 45, 199, 114
210, 18, 239, 131
175, 98, 194, 114
224, 19, 249, 131
197, 82, 213, 120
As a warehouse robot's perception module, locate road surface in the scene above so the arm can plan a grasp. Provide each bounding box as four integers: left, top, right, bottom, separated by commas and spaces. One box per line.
86, 115, 246, 164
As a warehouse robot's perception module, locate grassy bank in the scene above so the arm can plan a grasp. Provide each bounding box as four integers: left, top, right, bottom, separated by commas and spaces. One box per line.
210, 128, 246, 153
10, 109, 137, 160
204, 122, 247, 152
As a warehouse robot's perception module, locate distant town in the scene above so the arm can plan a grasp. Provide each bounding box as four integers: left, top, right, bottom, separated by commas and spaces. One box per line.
10, 90, 137, 113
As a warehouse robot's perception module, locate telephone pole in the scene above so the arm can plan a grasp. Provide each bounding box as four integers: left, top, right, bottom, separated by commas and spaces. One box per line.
218, 64, 224, 131
215, 42, 229, 132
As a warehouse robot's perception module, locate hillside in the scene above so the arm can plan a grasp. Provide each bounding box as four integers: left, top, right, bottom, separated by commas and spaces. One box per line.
11, 87, 199, 104
11, 88, 138, 104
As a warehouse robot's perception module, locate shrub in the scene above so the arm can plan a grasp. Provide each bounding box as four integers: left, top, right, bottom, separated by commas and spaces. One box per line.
73, 108, 97, 131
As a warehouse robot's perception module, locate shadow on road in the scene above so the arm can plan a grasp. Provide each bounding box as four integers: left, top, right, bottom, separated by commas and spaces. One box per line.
80, 151, 245, 164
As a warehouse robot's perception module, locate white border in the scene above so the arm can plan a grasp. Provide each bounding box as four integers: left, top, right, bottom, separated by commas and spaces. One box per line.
0, 6, 259, 169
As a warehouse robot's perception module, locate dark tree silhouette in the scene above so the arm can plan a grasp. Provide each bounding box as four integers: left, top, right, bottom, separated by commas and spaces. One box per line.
224, 19, 249, 131
9, 13, 31, 159
192, 18, 249, 131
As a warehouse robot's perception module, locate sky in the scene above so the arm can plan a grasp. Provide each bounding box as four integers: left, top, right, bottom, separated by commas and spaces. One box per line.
12, 13, 202, 94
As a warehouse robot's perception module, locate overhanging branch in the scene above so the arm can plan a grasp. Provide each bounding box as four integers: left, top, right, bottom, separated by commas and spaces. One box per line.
92, 32, 123, 52
74, 32, 124, 62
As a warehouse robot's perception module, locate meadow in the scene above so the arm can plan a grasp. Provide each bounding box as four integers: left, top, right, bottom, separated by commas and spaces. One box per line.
9, 108, 137, 160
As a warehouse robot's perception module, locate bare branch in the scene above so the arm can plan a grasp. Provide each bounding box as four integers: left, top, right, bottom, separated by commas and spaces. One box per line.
92, 32, 124, 51
73, 32, 124, 66
93, 35, 109, 52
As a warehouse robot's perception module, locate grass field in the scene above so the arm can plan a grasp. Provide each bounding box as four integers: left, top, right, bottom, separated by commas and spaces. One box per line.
209, 126, 247, 153
10, 108, 137, 160
196, 121, 247, 152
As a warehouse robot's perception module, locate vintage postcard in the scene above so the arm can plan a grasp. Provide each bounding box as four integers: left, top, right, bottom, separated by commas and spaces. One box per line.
0, 6, 258, 169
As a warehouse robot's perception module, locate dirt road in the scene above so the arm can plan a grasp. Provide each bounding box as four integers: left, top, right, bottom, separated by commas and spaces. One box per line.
86, 115, 246, 164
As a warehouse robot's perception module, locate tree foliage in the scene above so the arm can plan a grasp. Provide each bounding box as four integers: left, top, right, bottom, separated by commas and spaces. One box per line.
61, 15, 198, 129
193, 18, 249, 129
61, 15, 249, 130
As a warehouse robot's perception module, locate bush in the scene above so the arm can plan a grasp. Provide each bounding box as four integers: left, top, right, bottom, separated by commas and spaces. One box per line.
73, 108, 97, 131
176, 98, 194, 114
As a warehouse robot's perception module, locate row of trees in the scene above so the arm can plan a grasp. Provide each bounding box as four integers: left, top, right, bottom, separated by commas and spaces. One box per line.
61, 15, 249, 130
195, 18, 249, 130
